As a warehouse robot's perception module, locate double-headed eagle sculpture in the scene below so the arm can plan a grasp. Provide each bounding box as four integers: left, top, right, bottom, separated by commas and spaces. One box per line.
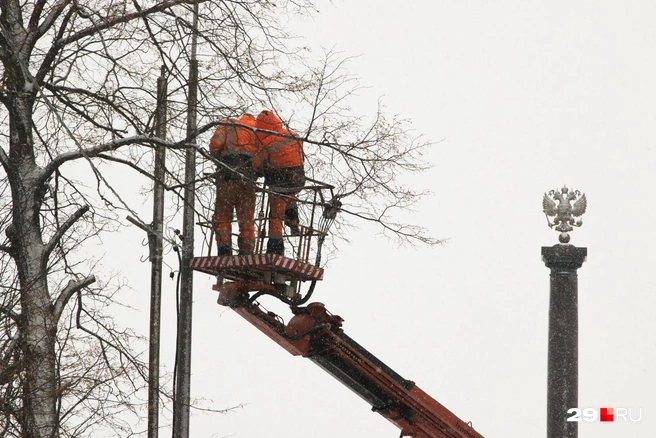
542, 186, 587, 243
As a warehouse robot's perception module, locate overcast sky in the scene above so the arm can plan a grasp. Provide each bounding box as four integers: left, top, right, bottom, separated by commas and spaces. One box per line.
114, 2, 656, 437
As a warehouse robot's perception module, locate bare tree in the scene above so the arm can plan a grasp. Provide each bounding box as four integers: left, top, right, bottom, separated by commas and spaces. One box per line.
0, 1, 435, 437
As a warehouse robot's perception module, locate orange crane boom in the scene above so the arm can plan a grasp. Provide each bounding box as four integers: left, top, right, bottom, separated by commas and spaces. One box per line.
213, 280, 484, 438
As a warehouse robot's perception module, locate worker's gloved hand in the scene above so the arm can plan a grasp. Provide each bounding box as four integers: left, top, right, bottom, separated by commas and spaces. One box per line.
284, 204, 300, 235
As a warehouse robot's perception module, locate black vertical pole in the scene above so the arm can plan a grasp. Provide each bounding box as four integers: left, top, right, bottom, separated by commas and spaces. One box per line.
172, 5, 198, 438
147, 65, 167, 438
542, 244, 586, 438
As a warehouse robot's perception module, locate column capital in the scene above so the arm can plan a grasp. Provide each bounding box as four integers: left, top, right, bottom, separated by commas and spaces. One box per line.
541, 244, 587, 271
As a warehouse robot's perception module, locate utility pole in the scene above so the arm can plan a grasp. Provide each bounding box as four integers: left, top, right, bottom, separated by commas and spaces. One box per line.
147, 65, 167, 438
172, 4, 199, 438
541, 186, 587, 438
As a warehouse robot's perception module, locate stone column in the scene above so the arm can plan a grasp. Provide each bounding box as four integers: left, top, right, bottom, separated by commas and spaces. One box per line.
542, 244, 587, 438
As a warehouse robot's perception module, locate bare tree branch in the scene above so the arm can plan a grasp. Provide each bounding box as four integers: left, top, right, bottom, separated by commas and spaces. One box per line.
43, 204, 89, 258
30, 0, 70, 41
41, 135, 170, 183
57, 0, 195, 48
52, 275, 96, 321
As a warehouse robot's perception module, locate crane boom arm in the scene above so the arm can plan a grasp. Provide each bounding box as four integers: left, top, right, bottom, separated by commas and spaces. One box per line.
222, 293, 484, 438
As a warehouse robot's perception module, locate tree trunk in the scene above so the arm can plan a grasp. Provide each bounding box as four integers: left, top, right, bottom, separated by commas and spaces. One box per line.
21, 283, 58, 438
12, 139, 59, 438
6, 68, 59, 438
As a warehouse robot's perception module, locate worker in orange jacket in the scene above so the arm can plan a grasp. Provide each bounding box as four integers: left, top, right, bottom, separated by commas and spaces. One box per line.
256, 110, 305, 255
209, 113, 262, 256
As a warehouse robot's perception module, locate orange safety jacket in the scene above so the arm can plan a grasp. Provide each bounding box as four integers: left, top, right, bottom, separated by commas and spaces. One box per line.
209, 114, 263, 168
256, 111, 303, 169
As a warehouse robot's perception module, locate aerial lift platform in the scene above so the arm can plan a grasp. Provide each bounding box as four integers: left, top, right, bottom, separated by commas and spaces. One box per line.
192, 179, 484, 438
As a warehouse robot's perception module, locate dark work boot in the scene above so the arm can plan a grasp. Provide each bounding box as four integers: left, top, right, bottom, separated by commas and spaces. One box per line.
266, 237, 285, 256
237, 237, 254, 255
217, 243, 232, 256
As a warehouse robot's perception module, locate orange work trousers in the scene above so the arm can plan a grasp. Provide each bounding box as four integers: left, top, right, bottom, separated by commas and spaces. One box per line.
215, 180, 256, 253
